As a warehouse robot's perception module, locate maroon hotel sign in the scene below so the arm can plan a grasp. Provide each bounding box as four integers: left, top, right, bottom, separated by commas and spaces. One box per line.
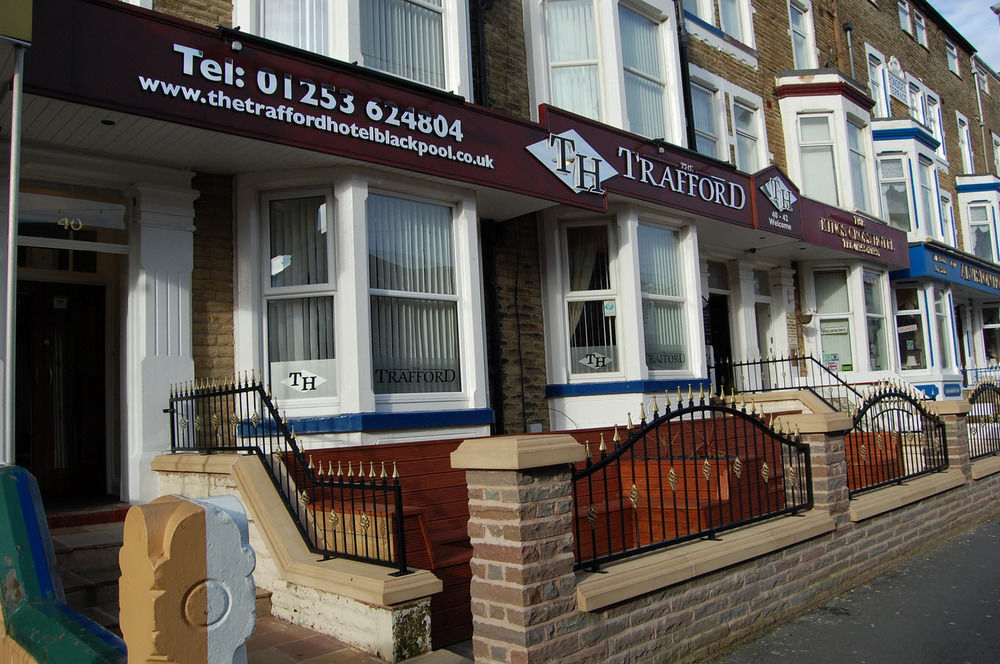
24, 0, 602, 212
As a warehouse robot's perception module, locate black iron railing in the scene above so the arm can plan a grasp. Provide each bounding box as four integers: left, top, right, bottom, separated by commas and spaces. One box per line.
710, 354, 864, 412
963, 366, 1000, 387
968, 381, 1000, 460
846, 382, 948, 496
167, 375, 409, 574
571, 391, 812, 572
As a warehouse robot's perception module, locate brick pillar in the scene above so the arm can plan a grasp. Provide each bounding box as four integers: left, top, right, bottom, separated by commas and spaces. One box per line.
451, 435, 586, 664
934, 399, 972, 480
776, 412, 851, 525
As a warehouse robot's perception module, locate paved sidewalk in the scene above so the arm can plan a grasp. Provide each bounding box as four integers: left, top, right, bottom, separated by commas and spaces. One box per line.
707, 516, 1000, 664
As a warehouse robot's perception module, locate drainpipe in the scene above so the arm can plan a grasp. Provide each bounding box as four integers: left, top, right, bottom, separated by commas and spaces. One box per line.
5, 45, 25, 464
674, 0, 697, 150
843, 22, 855, 79
481, 219, 505, 435
472, 0, 493, 105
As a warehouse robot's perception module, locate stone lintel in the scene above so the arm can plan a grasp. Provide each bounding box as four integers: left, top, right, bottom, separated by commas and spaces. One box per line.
774, 412, 852, 434
932, 399, 971, 416
451, 435, 586, 471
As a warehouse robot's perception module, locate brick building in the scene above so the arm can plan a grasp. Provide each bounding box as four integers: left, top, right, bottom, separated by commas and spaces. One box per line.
1, 0, 997, 507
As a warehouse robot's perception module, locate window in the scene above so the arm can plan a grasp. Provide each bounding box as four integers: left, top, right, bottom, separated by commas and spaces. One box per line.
639, 225, 688, 371
799, 115, 838, 205
895, 287, 927, 370
691, 84, 719, 158
620, 5, 666, 139
361, 0, 445, 88
946, 41, 960, 76
847, 120, 872, 213
684, 0, 752, 46
733, 101, 759, 172
864, 271, 888, 371
564, 223, 618, 375
934, 290, 952, 370
918, 159, 936, 232
958, 113, 974, 173
256, 0, 331, 56
368, 193, 460, 394
976, 64, 990, 95
718, 0, 746, 42
983, 305, 1000, 364
898, 0, 911, 34
789, 1, 814, 69
868, 53, 888, 118
908, 83, 925, 125
546, 0, 600, 121
926, 94, 945, 159
969, 204, 995, 261
264, 193, 337, 400
913, 10, 927, 48
815, 270, 853, 371
993, 133, 1000, 175
879, 157, 911, 231
939, 192, 956, 246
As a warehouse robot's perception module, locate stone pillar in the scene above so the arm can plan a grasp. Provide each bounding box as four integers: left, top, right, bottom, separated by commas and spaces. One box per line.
775, 412, 852, 525
127, 182, 198, 503
934, 399, 972, 480
451, 435, 586, 664
120, 494, 256, 664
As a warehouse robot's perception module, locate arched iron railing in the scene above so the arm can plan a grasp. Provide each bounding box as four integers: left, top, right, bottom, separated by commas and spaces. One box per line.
571, 390, 812, 572
968, 380, 1000, 460
846, 382, 947, 496
167, 374, 409, 574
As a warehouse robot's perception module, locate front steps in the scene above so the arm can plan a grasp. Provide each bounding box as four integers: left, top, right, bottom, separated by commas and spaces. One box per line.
50, 521, 125, 634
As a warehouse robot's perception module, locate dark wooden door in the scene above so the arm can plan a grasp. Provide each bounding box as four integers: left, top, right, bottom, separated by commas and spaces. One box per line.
16, 281, 106, 503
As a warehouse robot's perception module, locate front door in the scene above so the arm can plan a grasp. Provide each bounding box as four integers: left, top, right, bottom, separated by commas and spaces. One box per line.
707, 294, 734, 394
15, 281, 106, 503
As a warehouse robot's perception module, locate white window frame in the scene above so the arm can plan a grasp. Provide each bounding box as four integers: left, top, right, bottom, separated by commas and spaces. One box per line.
967, 202, 997, 262
690, 66, 767, 171
946, 41, 961, 76
977, 63, 990, 95
524, 0, 684, 143
863, 269, 890, 372
681, 0, 757, 65
992, 133, 1000, 176
898, 0, 912, 34
957, 111, 975, 173
847, 118, 873, 214
233, 0, 472, 99
788, 0, 817, 69
916, 157, 938, 238
907, 82, 925, 125
982, 304, 1000, 364
894, 285, 930, 372
912, 9, 927, 48
925, 93, 946, 160
933, 287, 954, 371
234, 169, 487, 423
690, 81, 722, 159
877, 154, 913, 232
939, 191, 956, 247
732, 98, 761, 173
867, 49, 889, 119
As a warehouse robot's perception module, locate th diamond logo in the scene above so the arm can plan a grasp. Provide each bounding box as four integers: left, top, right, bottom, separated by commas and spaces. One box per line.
760, 176, 797, 213
527, 130, 618, 195
282, 370, 327, 393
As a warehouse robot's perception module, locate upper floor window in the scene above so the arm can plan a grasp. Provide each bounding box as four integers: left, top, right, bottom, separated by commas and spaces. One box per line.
692, 83, 721, 158
917, 158, 936, 232
868, 52, 889, 118
236, 0, 467, 95
908, 83, 925, 125
926, 94, 946, 160
788, 1, 815, 69
620, 5, 667, 139
799, 114, 838, 205
546, 0, 600, 121
976, 64, 991, 95
939, 191, 956, 247
879, 156, 911, 232
898, 1, 911, 34
946, 41, 960, 75
969, 204, 995, 261
847, 120, 872, 214
733, 100, 759, 172
361, 0, 445, 89
685, 0, 753, 45
958, 112, 974, 173
912, 9, 927, 48
992, 133, 1000, 175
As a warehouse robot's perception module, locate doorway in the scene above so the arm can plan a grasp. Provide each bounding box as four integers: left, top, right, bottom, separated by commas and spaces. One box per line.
707, 294, 734, 394
15, 281, 107, 503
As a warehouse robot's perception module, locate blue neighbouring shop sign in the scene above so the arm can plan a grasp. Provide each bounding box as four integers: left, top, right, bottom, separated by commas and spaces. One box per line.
891, 244, 1000, 297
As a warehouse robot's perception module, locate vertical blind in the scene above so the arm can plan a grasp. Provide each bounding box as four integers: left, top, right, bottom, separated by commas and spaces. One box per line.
619, 6, 664, 140
259, 0, 330, 55
362, 0, 445, 89
368, 194, 460, 394
639, 225, 687, 370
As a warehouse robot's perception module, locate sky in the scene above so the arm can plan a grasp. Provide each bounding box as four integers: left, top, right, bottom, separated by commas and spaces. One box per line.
930, 0, 1000, 72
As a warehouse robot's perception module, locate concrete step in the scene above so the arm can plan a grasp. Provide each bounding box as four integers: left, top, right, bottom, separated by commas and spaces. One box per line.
51, 521, 124, 573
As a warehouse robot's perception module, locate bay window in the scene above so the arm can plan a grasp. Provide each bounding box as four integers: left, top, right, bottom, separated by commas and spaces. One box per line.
939, 192, 956, 247
934, 290, 952, 371
682, 0, 755, 51
969, 204, 995, 261
983, 305, 1000, 364
799, 115, 838, 206
993, 133, 1000, 176
864, 270, 888, 371
815, 269, 853, 372
264, 193, 338, 399
917, 159, 936, 231
878, 156, 912, 232
718, 0, 745, 42
692, 84, 720, 158
368, 193, 460, 394
733, 101, 759, 172
546, 0, 601, 121
564, 223, 618, 375
361, 0, 445, 89
895, 286, 927, 370
868, 52, 889, 118
620, 5, 667, 139
639, 225, 687, 371
847, 120, 872, 214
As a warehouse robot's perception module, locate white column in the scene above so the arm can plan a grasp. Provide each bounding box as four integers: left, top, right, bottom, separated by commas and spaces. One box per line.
126, 181, 197, 503
773, 268, 796, 356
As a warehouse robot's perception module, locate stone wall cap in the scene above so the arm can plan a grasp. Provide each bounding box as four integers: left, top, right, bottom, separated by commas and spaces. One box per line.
152, 453, 239, 474
932, 399, 970, 416
773, 412, 853, 434
451, 434, 586, 470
